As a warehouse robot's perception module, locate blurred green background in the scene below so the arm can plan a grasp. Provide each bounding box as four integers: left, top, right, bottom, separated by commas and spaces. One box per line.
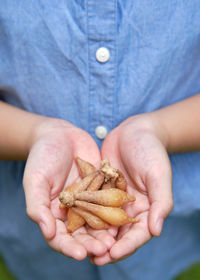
1, 254, 200, 280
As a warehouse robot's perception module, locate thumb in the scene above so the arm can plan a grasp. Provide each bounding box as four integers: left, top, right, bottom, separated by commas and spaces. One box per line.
23, 172, 56, 240
147, 168, 173, 237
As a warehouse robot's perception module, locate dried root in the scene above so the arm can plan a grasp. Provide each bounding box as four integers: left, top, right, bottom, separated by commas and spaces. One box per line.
67, 208, 85, 233
59, 158, 137, 233
87, 172, 104, 191
59, 172, 97, 229
71, 207, 110, 230
75, 189, 135, 207
75, 200, 137, 226
75, 157, 96, 178
115, 169, 127, 191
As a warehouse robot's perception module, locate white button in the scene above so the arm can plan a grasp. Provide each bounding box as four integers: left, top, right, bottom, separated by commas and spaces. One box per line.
96, 47, 110, 63
95, 125, 108, 139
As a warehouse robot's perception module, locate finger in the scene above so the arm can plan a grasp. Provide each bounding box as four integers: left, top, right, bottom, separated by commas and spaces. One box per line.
23, 172, 56, 240
146, 164, 173, 237
90, 252, 114, 266
117, 223, 132, 240
87, 228, 116, 250
72, 226, 108, 256
149, 200, 172, 236
122, 145, 173, 237
109, 251, 136, 263
107, 226, 118, 237
91, 249, 136, 266
48, 219, 87, 260
70, 224, 110, 256
73, 231, 107, 256
123, 188, 150, 219
110, 211, 152, 260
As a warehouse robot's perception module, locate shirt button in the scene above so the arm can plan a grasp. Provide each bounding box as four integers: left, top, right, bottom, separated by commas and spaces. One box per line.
96, 47, 110, 63
95, 125, 108, 139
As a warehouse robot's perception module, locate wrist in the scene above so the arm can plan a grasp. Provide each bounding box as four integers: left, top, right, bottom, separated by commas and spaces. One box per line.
121, 113, 170, 150
148, 112, 170, 150
29, 118, 74, 152
0, 102, 57, 160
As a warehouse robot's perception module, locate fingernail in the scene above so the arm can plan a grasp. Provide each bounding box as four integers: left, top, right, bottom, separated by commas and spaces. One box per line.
156, 218, 163, 236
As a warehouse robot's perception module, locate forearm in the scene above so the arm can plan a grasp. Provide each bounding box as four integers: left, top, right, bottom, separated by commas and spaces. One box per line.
150, 94, 200, 153
0, 101, 47, 160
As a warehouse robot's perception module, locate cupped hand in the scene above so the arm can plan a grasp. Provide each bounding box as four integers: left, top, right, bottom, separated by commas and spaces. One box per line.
23, 119, 115, 260
92, 115, 173, 265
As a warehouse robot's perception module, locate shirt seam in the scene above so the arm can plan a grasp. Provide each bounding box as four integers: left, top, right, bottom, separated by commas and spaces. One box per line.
112, 0, 117, 129
86, 0, 92, 136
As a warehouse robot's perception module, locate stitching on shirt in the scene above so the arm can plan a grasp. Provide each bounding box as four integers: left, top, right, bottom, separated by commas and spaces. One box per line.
113, 0, 117, 129
86, 0, 92, 136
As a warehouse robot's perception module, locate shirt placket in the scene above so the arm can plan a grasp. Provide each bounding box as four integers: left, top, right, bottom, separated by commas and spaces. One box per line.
87, 0, 116, 145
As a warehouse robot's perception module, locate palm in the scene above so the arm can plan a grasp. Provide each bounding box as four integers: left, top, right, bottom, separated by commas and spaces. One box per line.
23, 120, 115, 260
93, 117, 172, 264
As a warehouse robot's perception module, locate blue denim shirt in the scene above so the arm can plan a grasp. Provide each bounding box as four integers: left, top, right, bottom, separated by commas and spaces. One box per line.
0, 1, 200, 280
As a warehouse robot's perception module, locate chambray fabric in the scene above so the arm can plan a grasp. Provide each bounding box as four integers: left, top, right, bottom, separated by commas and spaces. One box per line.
0, 1, 200, 279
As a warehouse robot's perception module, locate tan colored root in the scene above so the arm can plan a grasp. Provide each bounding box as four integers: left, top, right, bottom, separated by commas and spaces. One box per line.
59, 172, 97, 229
58, 157, 136, 232
75, 157, 96, 178
101, 181, 113, 190
115, 169, 127, 191
67, 209, 85, 233
75, 188, 135, 207
100, 159, 118, 182
59, 172, 97, 207
59, 191, 75, 207
87, 172, 104, 191
66, 172, 97, 193
101, 177, 116, 189
75, 200, 137, 226
72, 207, 110, 230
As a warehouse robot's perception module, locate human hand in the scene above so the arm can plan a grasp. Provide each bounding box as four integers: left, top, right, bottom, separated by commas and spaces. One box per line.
92, 114, 173, 265
23, 119, 115, 260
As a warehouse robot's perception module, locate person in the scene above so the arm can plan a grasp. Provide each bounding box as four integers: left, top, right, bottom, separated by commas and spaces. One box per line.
0, 1, 200, 279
